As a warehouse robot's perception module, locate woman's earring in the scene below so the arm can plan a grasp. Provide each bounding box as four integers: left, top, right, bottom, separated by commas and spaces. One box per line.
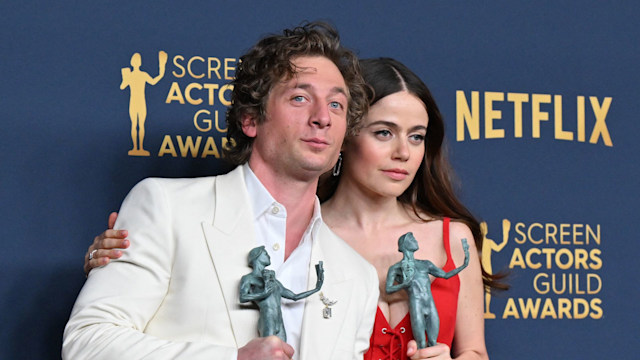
332, 153, 342, 176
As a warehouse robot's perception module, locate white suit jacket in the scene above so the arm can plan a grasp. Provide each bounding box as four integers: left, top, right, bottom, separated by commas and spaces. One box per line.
63, 166, 378, 359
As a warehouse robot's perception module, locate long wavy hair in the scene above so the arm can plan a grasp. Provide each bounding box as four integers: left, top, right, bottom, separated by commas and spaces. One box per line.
320, 57, 507, 290
224, 21, 369, 165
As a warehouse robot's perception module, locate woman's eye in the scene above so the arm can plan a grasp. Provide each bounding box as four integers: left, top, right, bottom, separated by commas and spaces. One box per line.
374, 130, 392, 139
409, 134, 425, 144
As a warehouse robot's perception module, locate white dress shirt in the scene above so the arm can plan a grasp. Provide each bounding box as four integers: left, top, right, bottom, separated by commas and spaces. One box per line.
243, 163, 322, 359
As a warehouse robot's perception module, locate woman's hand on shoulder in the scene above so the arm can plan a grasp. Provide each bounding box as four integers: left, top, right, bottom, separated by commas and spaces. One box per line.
84, 212, 129, 275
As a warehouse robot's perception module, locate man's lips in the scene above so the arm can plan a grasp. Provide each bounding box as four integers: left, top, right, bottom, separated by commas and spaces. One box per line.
302, 137, 330, 149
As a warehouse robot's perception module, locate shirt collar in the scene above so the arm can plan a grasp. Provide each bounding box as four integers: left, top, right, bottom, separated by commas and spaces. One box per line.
308, 195, 323, 237
243, 163, 324, 230
243, 163, 277, 219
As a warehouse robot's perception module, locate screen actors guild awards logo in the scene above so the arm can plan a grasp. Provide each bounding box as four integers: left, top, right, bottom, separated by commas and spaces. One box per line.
120, 51, 168, 156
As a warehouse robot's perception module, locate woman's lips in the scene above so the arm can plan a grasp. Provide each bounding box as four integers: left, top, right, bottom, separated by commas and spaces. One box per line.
382, 168, 409, 180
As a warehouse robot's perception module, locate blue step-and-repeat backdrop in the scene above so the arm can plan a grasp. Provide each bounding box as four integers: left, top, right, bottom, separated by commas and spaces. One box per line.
1, 1, 638, 358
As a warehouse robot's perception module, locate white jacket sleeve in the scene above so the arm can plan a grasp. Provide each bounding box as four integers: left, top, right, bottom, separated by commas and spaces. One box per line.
62, 178, 237, 360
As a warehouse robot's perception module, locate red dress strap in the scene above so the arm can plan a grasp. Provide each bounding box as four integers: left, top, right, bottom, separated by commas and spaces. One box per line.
443, 217, 451, 255
429, 216, 459, 348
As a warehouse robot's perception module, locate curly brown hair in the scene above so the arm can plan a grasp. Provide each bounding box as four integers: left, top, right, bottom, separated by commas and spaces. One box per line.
224, 21, 370, 165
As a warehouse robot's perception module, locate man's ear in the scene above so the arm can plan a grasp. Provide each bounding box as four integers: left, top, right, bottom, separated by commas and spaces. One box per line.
241, 114, 257, 138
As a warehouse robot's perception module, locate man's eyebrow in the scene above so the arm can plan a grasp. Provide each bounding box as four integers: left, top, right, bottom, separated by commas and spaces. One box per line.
295, 83, 348, 98
330, 86, 348, 98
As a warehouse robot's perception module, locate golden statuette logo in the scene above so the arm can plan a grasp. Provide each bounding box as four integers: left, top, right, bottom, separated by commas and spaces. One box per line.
120, 51, 168, 156
482, 220, 509, 319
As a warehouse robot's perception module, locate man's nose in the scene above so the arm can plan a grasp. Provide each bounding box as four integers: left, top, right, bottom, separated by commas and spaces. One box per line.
310, 102, 331, 128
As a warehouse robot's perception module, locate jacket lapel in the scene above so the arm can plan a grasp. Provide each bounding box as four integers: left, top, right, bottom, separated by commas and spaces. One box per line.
201, 166, 260, 347
299, 225, 352, 359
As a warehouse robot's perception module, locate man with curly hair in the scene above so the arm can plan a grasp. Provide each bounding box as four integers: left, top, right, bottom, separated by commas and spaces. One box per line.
63, 22, 378, 360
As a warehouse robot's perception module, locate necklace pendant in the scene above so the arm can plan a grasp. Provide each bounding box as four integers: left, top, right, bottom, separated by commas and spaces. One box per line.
319, 292, 337, 319
322, 306, 332, 319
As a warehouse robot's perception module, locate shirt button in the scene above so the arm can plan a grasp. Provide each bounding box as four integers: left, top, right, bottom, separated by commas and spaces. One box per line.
273, 243, 280, 251
271, 206, 280, 214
